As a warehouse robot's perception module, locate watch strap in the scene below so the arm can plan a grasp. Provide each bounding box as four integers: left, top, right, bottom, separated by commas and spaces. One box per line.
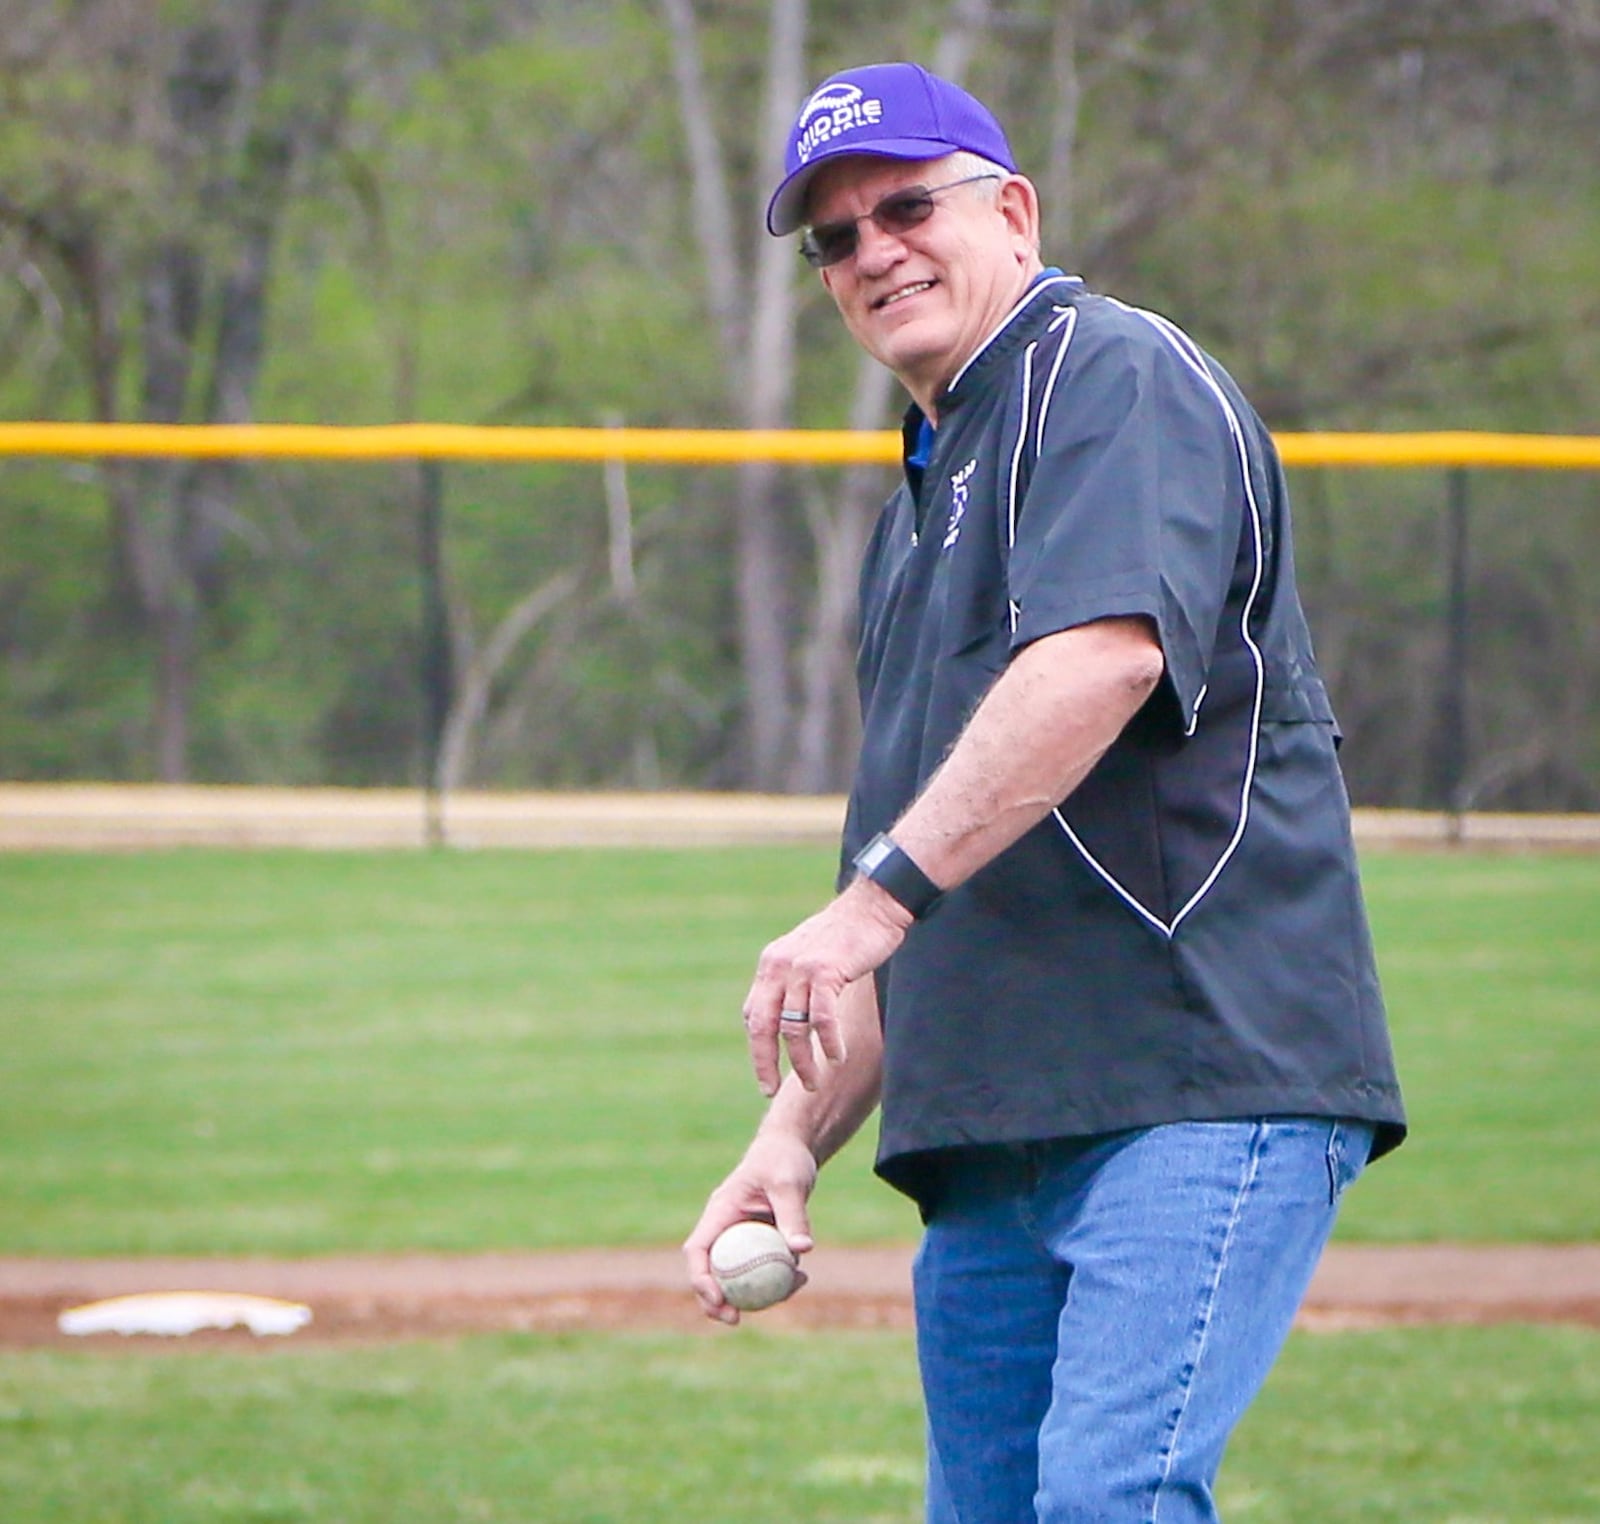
853, 832, 942, 919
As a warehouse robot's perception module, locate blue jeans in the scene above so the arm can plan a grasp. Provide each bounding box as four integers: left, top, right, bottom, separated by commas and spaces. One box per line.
914, 1118, 1374, 1524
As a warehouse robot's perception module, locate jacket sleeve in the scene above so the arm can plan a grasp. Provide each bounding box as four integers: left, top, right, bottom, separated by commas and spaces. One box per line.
1006, 309, 1247, 725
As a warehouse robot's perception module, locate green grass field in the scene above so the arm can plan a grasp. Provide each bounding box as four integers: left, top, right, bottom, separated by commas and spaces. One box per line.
1, 847, 1597, 1251
1, 847, 916, 1253
2, 845, 1597, 1522
1, 1325, 1596, 1522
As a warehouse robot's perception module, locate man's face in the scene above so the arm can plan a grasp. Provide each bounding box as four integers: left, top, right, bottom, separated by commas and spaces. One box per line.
808, 154, 1041, 413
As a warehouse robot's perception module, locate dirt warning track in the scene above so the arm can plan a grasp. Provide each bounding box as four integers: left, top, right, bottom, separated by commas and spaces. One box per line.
3, 784, 1599, 852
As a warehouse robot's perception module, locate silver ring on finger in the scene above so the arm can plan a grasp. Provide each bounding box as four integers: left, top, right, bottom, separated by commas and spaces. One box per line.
779, 1008, 811, 1025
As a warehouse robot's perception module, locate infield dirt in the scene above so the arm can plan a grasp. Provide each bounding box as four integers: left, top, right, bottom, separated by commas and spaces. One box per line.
3, 1244, 1599, 1348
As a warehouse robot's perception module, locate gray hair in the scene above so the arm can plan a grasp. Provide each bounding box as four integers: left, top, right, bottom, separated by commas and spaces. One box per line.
940, 151, 1010, 199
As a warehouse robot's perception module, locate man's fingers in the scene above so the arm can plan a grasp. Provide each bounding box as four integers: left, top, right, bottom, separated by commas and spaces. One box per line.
694, 1275, 740, 1325
745, 1001, 783, 1098
780, 1013, 849, 1092
745, 889, 906, 1085
767, 1185, 815, 1257
684, 1208, 751, 1326
685, 1255, 737, 1323
779, 1000, 821, 1091
686, 1136, 820, 1329
746, 903, 875, 1095
812, 1004, 848, 1064
744, 950, 794, 1097
745, 969, 851, 1097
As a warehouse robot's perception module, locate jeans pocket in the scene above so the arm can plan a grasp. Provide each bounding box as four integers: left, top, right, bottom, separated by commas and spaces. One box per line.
1324, 1120, 1376, 1205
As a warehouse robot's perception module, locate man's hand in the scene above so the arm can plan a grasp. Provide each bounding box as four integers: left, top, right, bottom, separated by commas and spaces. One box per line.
683, 1131, 819, 1325
742, 878, 912, 1097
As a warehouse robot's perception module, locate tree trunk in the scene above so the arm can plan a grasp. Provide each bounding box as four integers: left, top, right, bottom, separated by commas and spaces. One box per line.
1043, 0, 1083, 258
658, 0, 748, 379
736, 0, 806, 789
154, 587, 198, 783
120, 0, 309, 779
661, 0, 807, 789
786, 0, 995, 793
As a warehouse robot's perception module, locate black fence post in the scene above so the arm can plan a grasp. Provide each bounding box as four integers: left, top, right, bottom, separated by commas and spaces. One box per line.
418, 459, 451, 848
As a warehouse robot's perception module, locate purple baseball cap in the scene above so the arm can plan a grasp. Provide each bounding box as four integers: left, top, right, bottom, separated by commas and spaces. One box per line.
766, 62, 1017, 236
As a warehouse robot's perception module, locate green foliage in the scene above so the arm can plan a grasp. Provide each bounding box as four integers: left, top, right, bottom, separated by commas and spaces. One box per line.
184, 463, 434, 785
1291, 466, 1600, 809
0, 464, 150, 778
1132, 162, 1600, 432
2, 3, 1599, 792
0, 846, 1595, 1255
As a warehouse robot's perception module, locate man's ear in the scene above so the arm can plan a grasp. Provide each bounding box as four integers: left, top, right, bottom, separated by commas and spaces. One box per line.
997, 175, 1042, 258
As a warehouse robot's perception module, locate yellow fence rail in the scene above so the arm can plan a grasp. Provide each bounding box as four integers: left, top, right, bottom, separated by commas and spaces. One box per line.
1, 422, 1599, 469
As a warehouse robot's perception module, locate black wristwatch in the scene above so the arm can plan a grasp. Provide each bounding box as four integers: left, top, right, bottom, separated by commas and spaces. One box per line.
853, 832, 943, 920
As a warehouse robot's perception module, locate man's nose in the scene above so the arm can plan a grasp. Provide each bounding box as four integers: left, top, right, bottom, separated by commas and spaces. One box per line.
852, 215, 908, 274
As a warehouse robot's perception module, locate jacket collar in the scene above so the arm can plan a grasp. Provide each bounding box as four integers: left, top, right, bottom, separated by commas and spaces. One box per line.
937, 272, 1083, 412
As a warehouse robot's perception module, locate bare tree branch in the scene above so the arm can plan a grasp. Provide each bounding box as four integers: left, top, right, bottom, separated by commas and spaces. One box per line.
437, 570, 582, 792
658, 0, 748, 378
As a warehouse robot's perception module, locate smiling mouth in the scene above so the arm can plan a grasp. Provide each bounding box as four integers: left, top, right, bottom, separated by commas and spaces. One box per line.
873, 280, 935, 311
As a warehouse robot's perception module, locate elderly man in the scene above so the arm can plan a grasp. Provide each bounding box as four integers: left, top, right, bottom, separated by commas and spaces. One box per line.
685, 61, 1405, 1524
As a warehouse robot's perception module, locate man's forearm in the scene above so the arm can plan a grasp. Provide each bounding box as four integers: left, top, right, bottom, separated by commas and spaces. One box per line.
740, 619, 1161, 1103
888, 617, 1163, 891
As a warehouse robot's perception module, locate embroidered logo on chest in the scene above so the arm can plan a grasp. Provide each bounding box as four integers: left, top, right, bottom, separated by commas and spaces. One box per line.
943, 458, 978, 551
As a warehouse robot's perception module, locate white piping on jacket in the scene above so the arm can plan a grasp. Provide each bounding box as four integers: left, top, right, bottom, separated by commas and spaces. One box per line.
1006, 298, 1267, 938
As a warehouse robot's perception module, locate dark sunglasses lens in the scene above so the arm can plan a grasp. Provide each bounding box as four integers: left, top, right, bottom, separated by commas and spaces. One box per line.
800, 187, 940, 267
803, 225, 856, 267
876, 191, 935, 233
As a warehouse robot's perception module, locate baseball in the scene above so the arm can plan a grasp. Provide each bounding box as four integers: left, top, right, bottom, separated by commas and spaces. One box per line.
709, 1220, 801, 1311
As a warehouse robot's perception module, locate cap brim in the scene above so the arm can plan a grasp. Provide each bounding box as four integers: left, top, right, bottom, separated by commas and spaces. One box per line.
765, 140, 961, 236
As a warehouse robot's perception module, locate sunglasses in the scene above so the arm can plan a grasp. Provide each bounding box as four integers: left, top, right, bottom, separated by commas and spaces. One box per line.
799, 173, 1003, 269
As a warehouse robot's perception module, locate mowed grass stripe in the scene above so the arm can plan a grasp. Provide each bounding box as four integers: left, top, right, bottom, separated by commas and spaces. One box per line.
0, 848, 1596, 1253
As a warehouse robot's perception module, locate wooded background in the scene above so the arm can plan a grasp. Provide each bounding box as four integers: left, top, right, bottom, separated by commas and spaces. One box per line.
1, 0, 1597, 807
